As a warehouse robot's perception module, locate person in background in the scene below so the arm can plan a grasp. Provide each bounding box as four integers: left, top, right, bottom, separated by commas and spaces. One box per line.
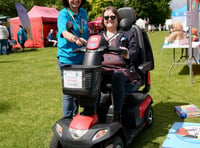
47, 29, 57, 47
57, 0, 89, 118
17, 25, 28, 52
99, 6, 139, 122
7, 23, 13, 52
0, 21, 9, 55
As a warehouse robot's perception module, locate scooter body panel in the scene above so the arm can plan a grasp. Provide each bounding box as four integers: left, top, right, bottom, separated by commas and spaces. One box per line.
52, 93, 153, 148
52, 118, 124, 148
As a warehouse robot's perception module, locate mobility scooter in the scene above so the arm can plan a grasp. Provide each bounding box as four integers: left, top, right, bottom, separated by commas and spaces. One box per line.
50, 7, 154, 148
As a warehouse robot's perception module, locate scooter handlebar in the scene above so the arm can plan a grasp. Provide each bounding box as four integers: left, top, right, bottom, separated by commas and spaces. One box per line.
70, 46, 126, 54
106, 46, 127, 54
70, 47, 86, 53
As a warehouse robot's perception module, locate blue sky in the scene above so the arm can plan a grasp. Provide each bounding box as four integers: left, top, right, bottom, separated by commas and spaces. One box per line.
170, 0, 187, 11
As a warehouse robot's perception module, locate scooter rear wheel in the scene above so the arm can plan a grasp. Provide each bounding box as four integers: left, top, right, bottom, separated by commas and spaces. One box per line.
50, 134, 62, 148
104, 136, 124, 148
144, 105, 153, 129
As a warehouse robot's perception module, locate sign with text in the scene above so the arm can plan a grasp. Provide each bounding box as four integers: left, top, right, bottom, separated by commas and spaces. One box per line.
186, 11, 195, 27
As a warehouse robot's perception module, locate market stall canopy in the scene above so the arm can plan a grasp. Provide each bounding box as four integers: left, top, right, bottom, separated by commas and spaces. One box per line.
88, 17, 103, 36
10, 5, 59, 48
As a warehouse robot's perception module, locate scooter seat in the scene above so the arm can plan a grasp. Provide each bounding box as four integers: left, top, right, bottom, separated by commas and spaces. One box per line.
125, 93, 149, 105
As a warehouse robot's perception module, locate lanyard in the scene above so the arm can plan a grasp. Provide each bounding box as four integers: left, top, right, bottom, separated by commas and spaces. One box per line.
103, 32, 119, 42
67, 8, 83, 36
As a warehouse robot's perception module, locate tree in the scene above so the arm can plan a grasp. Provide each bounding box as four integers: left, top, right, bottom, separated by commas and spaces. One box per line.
86, 0, 112, 21
0, 0, 172, 25
125, 0, 172, 25
0, 0, 56, 18
86, 0, 125, 21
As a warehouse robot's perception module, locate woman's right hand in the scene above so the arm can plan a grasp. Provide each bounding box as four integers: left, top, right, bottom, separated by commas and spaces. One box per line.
72, 35, 87, 46
62, 31, 87, 46
75, 37, 87, 46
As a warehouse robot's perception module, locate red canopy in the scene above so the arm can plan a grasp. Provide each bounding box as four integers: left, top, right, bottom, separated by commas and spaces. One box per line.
10, 5, 59, 48
88, 17, 103, 36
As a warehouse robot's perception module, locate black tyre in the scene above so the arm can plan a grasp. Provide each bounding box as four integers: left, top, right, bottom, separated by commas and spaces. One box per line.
104, 136, 124, 148
144, 105, 153, 129
50, 134, 62, 148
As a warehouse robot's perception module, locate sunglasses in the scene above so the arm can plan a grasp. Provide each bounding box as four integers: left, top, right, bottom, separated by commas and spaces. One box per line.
104, 15, 116, 20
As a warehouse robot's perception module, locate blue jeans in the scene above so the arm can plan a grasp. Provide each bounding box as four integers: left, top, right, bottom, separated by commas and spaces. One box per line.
58, 60, 79, 118
0, 39, 8, 55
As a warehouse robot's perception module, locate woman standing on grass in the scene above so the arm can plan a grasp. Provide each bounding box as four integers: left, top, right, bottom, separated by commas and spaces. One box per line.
56, 0, 89, 118
17, 25, 28, 52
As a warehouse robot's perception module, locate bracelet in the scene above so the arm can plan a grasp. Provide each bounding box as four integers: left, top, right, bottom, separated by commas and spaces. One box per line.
70, 35, 74, 42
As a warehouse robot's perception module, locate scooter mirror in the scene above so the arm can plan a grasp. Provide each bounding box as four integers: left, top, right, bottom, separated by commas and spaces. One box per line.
66, 21, 74, 33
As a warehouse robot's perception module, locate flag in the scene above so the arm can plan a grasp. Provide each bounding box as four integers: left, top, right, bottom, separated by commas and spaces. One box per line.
15, 3, 33, 40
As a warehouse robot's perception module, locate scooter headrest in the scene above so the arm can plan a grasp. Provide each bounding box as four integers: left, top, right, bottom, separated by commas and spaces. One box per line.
119, 18, 132, 31
118, 7, 136, 25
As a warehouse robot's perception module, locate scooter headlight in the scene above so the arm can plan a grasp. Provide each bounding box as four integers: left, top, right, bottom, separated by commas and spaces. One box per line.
92, 129, 108, 141
69, 128, 88, 140
56, 123, 63, 137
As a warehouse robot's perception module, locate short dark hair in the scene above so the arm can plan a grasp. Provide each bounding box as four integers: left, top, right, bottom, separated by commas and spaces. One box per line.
101, 6, 121, 31
62, 0, 86, 8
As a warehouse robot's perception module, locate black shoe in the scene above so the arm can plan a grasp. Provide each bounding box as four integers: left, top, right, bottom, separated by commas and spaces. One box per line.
80, 108, 96, 116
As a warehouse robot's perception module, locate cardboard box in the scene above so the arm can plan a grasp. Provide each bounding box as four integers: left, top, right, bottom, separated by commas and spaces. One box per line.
174, 104, 200, 119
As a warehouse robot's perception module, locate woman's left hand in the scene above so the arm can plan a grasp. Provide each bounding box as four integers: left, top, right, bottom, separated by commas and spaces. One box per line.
120, 47, 129, 59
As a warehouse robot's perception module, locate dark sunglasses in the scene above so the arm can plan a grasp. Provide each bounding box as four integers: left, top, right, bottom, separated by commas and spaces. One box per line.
104, 15, 116, 20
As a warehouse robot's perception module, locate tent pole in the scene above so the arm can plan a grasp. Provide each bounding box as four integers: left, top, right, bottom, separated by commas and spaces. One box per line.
187, 0, 194, 84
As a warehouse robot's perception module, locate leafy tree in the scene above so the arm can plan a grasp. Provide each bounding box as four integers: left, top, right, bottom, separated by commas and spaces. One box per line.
87, 0, 112, 21
0, 0, 172, 25
86, 0, 125, 21
111, 0, 125, 10
0, 0, 17, 17
125, 0, 171, 25
0, 0, 56, 17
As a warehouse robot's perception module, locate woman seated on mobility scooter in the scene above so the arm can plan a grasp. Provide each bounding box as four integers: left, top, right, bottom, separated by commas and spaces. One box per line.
99, 6, 140, 122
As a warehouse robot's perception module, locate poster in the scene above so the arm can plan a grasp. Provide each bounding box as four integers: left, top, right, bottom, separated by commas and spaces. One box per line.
162, 122, 200, 148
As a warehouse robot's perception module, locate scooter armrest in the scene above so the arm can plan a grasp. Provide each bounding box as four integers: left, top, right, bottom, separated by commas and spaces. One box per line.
138, 62, 152, 73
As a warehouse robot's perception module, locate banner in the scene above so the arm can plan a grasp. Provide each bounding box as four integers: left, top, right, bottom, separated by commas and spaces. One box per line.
15, 3, 33, 40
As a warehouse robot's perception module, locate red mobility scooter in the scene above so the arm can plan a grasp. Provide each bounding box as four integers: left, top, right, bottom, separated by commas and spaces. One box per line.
50, 7, 154, 148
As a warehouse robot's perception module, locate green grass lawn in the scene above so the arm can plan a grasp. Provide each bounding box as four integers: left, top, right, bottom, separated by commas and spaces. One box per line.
0, 32, 200, 148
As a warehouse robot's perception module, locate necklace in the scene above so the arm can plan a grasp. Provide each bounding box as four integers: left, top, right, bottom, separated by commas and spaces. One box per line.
67, 8, 83, 36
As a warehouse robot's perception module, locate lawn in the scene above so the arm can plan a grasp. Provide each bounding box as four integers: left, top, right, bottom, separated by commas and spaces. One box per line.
0, 31, 200, 148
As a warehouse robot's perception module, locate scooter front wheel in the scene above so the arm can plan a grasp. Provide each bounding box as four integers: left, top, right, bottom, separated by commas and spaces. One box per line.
50, 134, 62, 148
104, 136, 124, 148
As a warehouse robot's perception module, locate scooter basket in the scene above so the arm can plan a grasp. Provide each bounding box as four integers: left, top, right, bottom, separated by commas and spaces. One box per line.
61, 65, 101, 97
